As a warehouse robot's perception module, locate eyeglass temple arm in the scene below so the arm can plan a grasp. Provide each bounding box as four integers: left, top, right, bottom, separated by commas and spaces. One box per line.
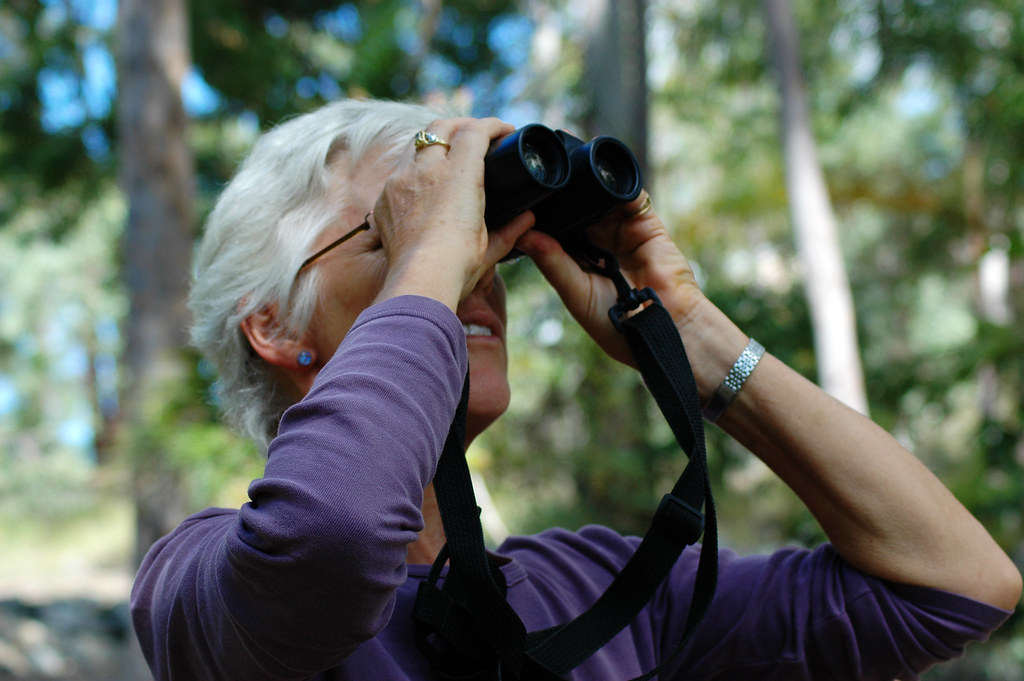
297, 214, 373, 273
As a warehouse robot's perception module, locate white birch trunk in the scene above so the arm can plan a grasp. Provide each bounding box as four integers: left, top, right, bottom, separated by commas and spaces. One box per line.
764, 0, 869, 414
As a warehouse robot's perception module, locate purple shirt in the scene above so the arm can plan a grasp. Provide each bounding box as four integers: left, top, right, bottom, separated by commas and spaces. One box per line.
131, 296, 1010, 681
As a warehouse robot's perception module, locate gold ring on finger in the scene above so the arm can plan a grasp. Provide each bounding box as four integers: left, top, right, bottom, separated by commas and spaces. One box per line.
630, 194, 653, 218
414, 130, 451, 152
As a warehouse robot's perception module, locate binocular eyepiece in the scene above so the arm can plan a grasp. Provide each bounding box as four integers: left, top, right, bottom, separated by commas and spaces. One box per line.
483, 125, 643, 255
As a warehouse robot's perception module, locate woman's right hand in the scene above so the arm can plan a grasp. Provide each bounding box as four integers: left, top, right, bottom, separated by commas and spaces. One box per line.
372, 117, 535, 311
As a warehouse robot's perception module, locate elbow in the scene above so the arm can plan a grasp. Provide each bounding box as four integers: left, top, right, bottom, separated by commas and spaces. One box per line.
962, 540, 1023, 611
989, 555, 1023, 611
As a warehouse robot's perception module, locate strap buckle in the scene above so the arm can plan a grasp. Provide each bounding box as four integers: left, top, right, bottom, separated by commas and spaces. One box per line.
654, 493, 705, 545
609, 286, 661, 332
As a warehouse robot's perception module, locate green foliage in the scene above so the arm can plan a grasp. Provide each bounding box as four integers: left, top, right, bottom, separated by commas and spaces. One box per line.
190, 0, 520, 121
121, 348, 263, 512
0, 181, 126, 487
0, 1, 112, 207
0, 448, 98, 520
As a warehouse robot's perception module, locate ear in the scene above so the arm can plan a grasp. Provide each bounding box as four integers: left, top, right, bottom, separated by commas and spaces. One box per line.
240, 305, 311, 370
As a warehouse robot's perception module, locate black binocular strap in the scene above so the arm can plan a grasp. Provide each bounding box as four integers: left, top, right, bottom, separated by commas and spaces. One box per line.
413, 249, 719, 681
414, 371, 528, 679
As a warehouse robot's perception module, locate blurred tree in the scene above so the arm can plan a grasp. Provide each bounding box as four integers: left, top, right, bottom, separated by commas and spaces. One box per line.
763, 0, 867, 413
0, 0, 125, 515
869, 0, 1024, 524
188, 0, 518, 120
117, 0, 196, 563
0, 0, 110, 205
583, 0, 649, 176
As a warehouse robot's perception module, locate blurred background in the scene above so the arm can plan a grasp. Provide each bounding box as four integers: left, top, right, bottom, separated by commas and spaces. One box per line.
0, 0, 1022, 678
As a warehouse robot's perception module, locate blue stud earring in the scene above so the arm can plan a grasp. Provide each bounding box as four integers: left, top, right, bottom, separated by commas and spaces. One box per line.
297, 350, 313, 367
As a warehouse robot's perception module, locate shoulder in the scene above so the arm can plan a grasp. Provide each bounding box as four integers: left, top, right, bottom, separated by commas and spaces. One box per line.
135, 508, 238, 577
499, 525, 640, 569
495, 525, 641, 593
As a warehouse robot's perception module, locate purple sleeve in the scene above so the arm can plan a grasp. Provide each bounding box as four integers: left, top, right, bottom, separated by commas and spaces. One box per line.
130, 296, 467, 681
660, 544, 1011, 681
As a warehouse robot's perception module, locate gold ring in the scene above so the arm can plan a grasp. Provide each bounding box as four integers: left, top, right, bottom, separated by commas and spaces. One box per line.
631, 194, 653, 218
414, 130, 451, 152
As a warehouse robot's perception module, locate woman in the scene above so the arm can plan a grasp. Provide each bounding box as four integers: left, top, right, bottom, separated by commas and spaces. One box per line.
131, 99, 1020, 680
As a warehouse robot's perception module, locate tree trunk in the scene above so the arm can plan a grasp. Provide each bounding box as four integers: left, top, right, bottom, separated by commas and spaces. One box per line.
963, 137, 1015, 426
763, 0, 869, 414
575, 0, 659, 533
583, 0, 649, 177
117, 0, 196, 566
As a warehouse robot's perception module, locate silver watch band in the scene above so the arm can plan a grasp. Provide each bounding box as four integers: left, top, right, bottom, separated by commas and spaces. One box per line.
701, 338, 765, 422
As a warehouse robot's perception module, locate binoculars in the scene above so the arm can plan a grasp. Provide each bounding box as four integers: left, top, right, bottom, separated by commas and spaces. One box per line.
483, 125, 643, 255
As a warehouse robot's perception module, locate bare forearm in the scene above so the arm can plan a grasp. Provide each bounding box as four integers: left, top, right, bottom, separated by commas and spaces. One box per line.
686, 301, 1021, 610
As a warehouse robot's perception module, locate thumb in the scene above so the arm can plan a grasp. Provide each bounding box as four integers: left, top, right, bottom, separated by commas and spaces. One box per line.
516, 228, 634, 367
514, 229, 579, 294
486, 212, 537, 265
515, 229, 611, 326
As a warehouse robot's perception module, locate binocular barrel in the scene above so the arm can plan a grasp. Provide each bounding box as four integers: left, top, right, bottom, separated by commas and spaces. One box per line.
483, 124, 643, 254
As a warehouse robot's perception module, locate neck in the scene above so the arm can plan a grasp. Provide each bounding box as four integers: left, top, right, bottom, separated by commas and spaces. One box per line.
408, 483, 446, 565
408, 425, 490, 565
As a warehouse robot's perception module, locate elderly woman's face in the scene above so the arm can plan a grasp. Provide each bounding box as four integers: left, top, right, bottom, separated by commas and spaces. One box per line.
304, 151, 511, 436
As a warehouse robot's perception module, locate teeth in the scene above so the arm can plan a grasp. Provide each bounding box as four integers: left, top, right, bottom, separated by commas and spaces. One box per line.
463, 324, 491, 337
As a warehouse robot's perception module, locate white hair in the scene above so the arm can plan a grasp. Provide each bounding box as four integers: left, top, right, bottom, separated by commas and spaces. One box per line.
189, 99, 444, 452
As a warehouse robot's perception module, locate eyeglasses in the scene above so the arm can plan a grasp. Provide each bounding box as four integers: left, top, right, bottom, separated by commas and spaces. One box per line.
294, 213, 373, 281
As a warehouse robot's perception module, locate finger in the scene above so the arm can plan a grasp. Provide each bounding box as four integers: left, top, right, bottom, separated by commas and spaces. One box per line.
446, 117, 516, 164
410, 120, 457, 161
516, 228, 635, 366
586, 192, 663, 260
413, 130, 451, 156
484, 211, 536, 266
514, 229, 584, 298
621, 189, 653, 219
412, 118, 514, 164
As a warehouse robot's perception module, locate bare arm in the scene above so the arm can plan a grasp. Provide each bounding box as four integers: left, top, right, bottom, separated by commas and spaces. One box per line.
689, 295, 1022, 610
517, 199, 1022, 611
